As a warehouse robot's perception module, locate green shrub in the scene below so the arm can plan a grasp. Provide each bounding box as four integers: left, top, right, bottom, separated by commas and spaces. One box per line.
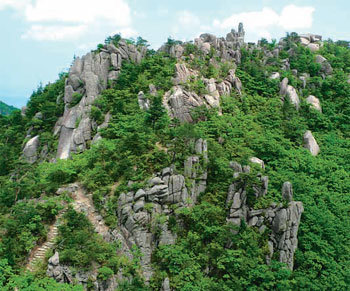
69, 93, 83, 108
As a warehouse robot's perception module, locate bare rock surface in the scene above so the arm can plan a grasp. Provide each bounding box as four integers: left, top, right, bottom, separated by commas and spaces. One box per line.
303, 130, 320, 156
56, 43, 146, 159
226, 161, 304, 270
306, 95, 322, 112
23, 135, 40, 163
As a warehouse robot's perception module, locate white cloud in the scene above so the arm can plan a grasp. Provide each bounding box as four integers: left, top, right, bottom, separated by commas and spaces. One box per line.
22, 25, 87, 41
25, 0, 131, 26
279, 5, 315, 30
213, 5, 315, 40
0, 0, 135, 41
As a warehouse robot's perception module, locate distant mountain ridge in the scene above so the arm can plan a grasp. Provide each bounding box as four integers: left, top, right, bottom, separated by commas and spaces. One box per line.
0, 100, 17, 115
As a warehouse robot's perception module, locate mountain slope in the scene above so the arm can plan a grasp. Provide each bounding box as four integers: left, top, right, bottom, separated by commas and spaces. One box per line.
0, 100, 17, 115
0, 26, 349, 290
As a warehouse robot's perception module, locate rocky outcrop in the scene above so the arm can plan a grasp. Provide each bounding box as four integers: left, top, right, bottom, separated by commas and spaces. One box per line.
138, 91, 150, 111
280, 78, 300, 110
303, 130, 320, 156
164, 65, 241, 122
117, 139, 207, 281
23, 135, 40, 163
47, 251, 118, 291
306, 95, 322, 112
315, 55, 333, 76
226, 161, 304, 270
159, 23, 244, 64
163, 86, 206, 123
299, 34, 322, 52
56, 41, 147, 159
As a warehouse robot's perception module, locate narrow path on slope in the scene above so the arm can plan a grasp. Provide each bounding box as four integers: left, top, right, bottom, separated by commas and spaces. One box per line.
71, 186, 110, 240
26, 183, 132, 272
26, 208, 67, 272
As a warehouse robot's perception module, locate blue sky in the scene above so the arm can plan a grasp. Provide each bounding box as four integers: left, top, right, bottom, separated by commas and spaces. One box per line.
1, 0, 349, 108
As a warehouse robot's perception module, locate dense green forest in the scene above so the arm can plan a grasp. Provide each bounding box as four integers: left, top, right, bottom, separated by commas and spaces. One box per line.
0, 101, 17, 116
0, 32, 349, 290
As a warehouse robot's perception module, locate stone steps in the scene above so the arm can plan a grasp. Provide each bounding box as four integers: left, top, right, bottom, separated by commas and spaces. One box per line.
26, 209, 67, 271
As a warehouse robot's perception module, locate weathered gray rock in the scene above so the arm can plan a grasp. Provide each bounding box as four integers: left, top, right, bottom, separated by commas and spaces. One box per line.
226, 161, 303, 269
173, 63, 197, 85
316, 55, 333, 75
161, 277, 171, 291
117, 139, 207, 281
23, 135, 40, 163
282, 182, 293, 202
163, 86, 205, 123
300, 37, 310, 46
306, 95, 322, 112
249, 157, 265, 169
280, 77, 289, 95
47, 251, 118, 291
303, 130, 320, 156
56, 41, 146, 159
138, 91, 150, 111
270, 72, 280, 80
280, 78, 299, 109
169, 44, 184, 58
21, 106, 27, 116
307, 43, 320, 52
286, 85, 300, 109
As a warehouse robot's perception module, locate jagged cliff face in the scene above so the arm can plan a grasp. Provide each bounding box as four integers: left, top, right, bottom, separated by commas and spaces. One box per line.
52, 24, 245, 160
226, 162, 303, 270
55, 41, 147, 160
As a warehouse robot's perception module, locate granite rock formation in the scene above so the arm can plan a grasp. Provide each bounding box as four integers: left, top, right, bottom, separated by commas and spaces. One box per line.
226, 161, 304, 270
55, 41, 147, 159
23, 135, 40, 163
163, 64, 242, 122
306, 95, 322, 112
303, 130, 320, 156
280, 77, 300, 110
299, 34, 322, 52
117, 139, 207, 281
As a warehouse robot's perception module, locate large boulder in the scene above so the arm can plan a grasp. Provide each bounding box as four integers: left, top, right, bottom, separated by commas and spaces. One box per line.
307, 43, 320, 52
303, 130, 320, 156
285, 85, 300, 110
315, 55, 333, 75
23, 135, 40, 163
306, 95, 322, 112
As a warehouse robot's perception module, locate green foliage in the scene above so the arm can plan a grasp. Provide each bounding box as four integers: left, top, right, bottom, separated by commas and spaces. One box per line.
0, 198, 63, 269
0, 101, 18, 115
105, 33, 121, 46
90, 106, 104, 124
153, 203, 294, 290
0, 33, 350, 291
69, 92, 83, 108
57, 208, 119, 270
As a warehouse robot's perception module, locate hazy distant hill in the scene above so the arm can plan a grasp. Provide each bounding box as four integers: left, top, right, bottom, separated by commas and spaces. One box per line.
0, 100, 17, 115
